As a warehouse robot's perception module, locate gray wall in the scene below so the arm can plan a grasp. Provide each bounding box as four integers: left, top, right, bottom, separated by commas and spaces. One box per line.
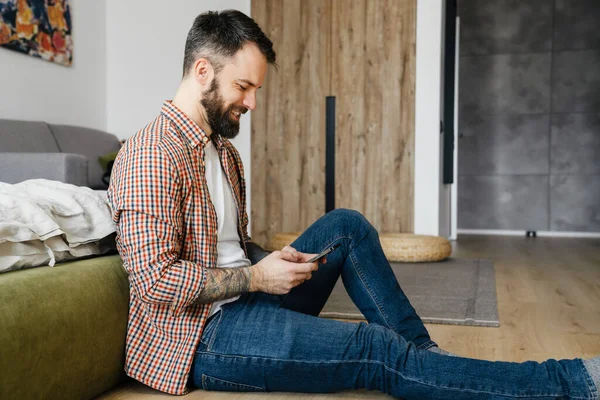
458, 0, 600, 232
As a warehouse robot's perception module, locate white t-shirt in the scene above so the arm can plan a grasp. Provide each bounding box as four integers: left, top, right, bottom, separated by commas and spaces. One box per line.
203, 140, 251, 317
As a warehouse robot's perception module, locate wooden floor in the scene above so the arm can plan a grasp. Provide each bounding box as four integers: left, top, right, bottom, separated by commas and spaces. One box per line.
96, 235, 600, 399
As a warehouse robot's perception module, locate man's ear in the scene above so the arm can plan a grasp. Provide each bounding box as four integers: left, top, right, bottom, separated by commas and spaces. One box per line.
193, 58, 214, 88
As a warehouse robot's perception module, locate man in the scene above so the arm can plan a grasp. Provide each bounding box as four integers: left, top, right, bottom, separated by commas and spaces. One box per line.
108, 9, 599, 399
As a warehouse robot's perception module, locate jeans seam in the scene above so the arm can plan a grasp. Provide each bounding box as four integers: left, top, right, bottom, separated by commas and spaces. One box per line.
322, 235, 351, 250
206, 310, 223, 351
196, 352, 590, 399
417, 340, 437, 350
202, 373, 265, 392
379, 364, 589, 399
579, 358, 599, 400
349, 248, 397, 333
346, 222, 397, 334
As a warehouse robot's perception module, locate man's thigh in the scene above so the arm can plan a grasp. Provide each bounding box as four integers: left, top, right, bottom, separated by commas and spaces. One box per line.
191, 292, 397, 393
201, 292, 362, 359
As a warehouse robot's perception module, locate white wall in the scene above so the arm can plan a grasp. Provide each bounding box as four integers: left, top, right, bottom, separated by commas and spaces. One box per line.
0, 0, 106, 130
105, 0, 253, 222
414, 0, 445, 236
105, 0, 251, 145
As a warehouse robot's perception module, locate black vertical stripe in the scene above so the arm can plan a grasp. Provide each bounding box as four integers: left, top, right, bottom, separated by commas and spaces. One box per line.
326, 96, 336, 213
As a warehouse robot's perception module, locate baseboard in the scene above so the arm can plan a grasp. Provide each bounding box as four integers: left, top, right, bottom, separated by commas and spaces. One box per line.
457, 229, 600, 239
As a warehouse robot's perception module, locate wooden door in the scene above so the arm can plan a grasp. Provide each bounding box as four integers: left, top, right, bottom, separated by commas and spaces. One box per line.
332, 0, 416, 233
251, 0, 332, 247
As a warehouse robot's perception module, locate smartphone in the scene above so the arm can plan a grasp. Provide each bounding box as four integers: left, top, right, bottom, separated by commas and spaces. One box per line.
307, 243, 340, 263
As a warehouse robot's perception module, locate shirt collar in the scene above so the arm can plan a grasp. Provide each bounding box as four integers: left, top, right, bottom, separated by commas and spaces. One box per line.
160, 100, 225, 150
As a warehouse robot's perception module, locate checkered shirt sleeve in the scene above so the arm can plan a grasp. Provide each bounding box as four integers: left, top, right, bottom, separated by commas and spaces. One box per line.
110, 144, 207, 316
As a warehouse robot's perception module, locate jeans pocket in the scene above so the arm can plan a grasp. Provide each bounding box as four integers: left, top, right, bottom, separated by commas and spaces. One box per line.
201, 374, 265, 392
199, 310, 221, 349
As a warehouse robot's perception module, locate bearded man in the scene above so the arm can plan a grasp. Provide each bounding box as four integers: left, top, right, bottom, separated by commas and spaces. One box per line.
107, 9, 600, 399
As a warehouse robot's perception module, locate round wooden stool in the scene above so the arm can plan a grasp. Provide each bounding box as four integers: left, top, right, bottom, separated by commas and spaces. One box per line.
378, 233, 451, 262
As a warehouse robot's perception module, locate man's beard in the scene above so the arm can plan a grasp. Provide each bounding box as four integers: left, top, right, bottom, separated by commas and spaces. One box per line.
201, 79, 246, 139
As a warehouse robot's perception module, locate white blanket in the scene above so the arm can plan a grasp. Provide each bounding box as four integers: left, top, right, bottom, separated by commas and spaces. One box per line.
0, 179, 116, 272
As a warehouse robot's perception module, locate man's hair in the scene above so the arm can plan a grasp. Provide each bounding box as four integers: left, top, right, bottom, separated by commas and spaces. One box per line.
183, 10, 277, 76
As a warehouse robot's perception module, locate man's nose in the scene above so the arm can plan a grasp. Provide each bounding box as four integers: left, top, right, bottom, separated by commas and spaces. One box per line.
243, 92, 256, 111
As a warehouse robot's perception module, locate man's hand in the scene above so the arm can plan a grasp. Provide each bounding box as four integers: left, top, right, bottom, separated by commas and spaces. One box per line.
280, 245, 329, 265
251, 247, 321, 294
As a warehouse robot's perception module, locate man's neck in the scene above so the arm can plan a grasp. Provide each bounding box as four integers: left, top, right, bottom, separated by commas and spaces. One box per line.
172, 88, 212, 136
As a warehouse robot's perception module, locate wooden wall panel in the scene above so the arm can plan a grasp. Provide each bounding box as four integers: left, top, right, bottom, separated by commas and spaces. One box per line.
251, 0, 416, 247
251, 0, 331, 247
331, 0, 368, 222
250, 0, 281, 248
332, 0, 416, 233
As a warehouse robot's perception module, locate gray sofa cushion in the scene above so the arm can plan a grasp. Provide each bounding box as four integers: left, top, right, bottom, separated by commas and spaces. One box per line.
0, 119, 60, 152
0, 153, 88, 186
48, 124, 121, 189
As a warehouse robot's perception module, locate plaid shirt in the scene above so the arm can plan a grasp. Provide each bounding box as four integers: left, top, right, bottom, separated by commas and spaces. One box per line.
107, 101, 250, 395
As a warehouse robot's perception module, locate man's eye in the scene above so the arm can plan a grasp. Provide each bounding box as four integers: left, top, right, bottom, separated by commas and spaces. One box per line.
238, 85, 247, 91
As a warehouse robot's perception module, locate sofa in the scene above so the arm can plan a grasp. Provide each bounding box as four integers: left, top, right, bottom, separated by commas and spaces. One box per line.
0, 119, 129, 399
0, 255, 130, 400
0, 118, 122, 189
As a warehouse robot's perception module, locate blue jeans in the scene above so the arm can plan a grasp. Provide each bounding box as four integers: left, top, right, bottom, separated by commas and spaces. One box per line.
191, 209, 598, 399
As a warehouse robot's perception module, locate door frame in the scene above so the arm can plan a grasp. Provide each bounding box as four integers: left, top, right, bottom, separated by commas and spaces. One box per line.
414, 0, 459, 239
414, 0, 445, 236
450, 16, 460, 240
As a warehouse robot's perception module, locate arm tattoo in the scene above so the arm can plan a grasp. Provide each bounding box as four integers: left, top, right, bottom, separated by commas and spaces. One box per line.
193, 267, 252, 305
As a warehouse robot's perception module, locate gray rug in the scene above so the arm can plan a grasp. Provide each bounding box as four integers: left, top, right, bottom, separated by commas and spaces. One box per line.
319, 258, 499, 327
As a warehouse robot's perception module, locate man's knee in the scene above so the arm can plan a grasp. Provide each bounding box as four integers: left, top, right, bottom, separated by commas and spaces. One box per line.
326, 208, 374, 234
355, 321, 410, 356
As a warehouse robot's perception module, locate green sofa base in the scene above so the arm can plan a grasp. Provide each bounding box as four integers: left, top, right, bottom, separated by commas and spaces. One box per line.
0, 255, 130, 400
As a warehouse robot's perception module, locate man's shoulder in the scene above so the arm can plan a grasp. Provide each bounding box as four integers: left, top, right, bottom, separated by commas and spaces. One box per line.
109, 115, 186, 199
124, 114, 186, 159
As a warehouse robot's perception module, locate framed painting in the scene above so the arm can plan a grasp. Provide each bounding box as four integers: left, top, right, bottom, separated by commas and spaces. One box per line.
0, 0, 72, 66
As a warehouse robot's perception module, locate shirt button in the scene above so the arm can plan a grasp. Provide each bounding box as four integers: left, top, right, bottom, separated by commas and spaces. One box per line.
202, 137, 209, 144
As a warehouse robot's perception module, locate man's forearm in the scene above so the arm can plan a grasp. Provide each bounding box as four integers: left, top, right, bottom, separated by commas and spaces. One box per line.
193, 266, 254, 305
